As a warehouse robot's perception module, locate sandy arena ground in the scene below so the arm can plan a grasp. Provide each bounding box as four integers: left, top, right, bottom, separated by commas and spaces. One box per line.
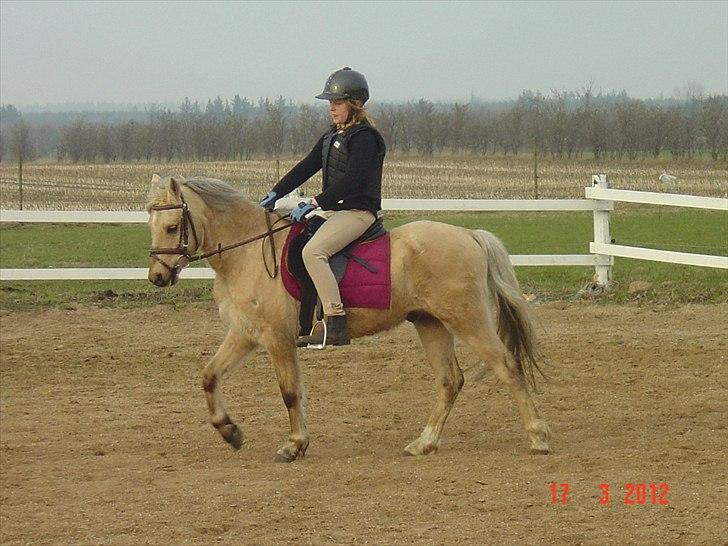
1, 302, 726, 545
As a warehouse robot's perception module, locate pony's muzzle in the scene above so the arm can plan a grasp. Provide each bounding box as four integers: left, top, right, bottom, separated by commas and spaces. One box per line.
148, 253, 189, 287
148, 268, 170, 287
148, 259, 173, 287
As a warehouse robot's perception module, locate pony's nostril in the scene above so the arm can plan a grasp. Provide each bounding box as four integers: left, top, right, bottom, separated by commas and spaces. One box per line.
153, 273, 165, 286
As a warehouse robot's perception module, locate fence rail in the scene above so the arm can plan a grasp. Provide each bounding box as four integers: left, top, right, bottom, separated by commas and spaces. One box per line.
0, 197, 606, 223
0, 210, 149, 223
1, 175, 727, 282
584, 187, 727, 210
590, 243, 728, 269
0, 254, 609, 281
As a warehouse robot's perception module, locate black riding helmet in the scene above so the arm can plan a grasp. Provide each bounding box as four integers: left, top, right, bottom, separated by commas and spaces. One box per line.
315, 67, 369, 104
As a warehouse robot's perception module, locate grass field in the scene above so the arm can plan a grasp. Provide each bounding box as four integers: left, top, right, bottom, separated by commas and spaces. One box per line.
1, 208, 726, 310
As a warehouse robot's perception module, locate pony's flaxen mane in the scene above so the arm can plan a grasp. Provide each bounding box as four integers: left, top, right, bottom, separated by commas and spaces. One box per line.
183, 177, 246, 210
147, 176, 246, 211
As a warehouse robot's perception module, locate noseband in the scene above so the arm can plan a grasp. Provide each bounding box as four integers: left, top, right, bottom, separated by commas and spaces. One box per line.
149, 194, 292, 282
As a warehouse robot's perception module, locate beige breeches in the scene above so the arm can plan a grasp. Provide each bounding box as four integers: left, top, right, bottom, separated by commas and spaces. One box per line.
301, 209, 376, 316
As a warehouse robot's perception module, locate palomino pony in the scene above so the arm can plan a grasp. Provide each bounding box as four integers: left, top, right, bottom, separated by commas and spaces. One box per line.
146, 174, 551, 462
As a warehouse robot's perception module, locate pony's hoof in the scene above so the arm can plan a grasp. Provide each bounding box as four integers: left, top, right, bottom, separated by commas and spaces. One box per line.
219, 424, 243, 450
273, 451, 297, 463
273, 446, 305, 463
403, 441, 438, 456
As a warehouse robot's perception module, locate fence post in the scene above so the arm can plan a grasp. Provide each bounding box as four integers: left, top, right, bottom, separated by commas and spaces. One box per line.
18, 152, 24, 210
591, 174, 612, 286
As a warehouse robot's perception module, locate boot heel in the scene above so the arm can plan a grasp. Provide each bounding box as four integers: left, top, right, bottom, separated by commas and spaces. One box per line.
327, 315, 350, 346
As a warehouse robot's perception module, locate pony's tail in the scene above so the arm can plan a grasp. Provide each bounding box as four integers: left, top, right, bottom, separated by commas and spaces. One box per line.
472, 230, 544, 390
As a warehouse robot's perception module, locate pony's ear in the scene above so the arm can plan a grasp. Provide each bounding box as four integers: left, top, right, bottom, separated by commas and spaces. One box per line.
168, 176, 185, 199
148, 173, 165, 201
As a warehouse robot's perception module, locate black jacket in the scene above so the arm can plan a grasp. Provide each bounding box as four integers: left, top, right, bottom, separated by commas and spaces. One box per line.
271, 123, 386, 215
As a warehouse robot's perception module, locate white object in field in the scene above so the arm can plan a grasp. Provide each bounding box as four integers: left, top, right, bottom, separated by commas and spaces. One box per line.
659, 173, 677, 183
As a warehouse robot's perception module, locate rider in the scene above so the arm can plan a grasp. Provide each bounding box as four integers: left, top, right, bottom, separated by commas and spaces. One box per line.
259, 67, 386, 346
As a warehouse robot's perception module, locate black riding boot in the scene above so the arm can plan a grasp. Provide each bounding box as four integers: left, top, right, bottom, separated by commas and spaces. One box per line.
296, 314, 351, 348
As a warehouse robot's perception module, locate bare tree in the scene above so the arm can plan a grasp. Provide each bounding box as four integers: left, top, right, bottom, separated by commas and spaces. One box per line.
10, 121, 33, 209
178, 97, 201, 158
97, 123, 116, 162
468, 108, 493, 154
374, 104, 402, 153
520, 92, 544, 155
117, 121, 139, 162
494, 105, 525, 155
148, 107, 179, 161
615, 98, 649, 159
1, 105, 21, 162
261, 96, 288, 157
412, 99, 436, 156
11, 121, 34, 161
289, 104, 327, 154
61, 120, 86, 162
545, 91, 568, 158
701, 95, 728, 161
449, 103, 468, 152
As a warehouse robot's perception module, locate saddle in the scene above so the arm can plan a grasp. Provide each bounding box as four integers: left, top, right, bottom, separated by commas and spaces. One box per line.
285, 215, 388, 336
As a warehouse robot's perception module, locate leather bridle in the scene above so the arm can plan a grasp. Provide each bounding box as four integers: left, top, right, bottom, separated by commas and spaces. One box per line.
149, 193, 292, 284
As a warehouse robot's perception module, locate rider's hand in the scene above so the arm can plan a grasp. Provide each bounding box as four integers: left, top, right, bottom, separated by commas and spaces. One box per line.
290, 202, 316, 222
259, 191, 278, 211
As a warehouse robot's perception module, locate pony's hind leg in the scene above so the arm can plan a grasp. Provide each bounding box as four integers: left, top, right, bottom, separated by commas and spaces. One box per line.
202, 329, 257, 449
404, 315, 464, 456
457, 322, 551, 454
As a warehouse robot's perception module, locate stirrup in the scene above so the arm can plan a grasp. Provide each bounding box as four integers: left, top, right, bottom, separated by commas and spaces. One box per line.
297, 320, 327, 350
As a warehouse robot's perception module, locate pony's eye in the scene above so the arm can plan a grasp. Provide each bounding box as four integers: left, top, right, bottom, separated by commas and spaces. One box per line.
166, 224, 179, 234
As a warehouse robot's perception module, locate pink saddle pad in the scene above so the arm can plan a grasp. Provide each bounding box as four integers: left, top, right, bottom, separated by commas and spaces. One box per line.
281, 223, 391, 309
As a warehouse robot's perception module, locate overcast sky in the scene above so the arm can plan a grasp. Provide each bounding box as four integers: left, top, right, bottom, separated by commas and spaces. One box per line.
1, 0, 726, 109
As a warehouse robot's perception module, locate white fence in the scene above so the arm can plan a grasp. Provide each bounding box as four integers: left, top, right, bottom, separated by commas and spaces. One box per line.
1, 175, 726, 283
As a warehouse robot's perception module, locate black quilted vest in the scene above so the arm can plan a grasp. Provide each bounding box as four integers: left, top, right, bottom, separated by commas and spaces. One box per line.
320, 123, 385, 214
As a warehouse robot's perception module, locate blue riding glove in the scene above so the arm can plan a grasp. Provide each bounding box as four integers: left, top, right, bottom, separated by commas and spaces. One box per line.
259, 191, 278, 211
290, 201, 316, 223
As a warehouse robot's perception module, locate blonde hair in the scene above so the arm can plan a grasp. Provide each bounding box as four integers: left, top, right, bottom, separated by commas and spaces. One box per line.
336, 99, 375, 131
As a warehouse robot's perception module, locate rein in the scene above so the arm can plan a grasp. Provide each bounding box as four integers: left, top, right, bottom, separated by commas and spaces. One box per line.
149, 193, 292, 280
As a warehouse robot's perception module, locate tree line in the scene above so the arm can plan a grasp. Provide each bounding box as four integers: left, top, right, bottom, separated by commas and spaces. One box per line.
1, 89, 727, 164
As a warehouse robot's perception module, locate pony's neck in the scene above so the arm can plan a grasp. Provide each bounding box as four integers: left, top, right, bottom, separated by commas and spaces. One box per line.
189, 192, 271, 269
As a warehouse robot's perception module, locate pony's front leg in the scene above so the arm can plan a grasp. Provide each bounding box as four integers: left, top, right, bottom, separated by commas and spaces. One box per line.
265, 340, 309, 463
202, 329, 257, 449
